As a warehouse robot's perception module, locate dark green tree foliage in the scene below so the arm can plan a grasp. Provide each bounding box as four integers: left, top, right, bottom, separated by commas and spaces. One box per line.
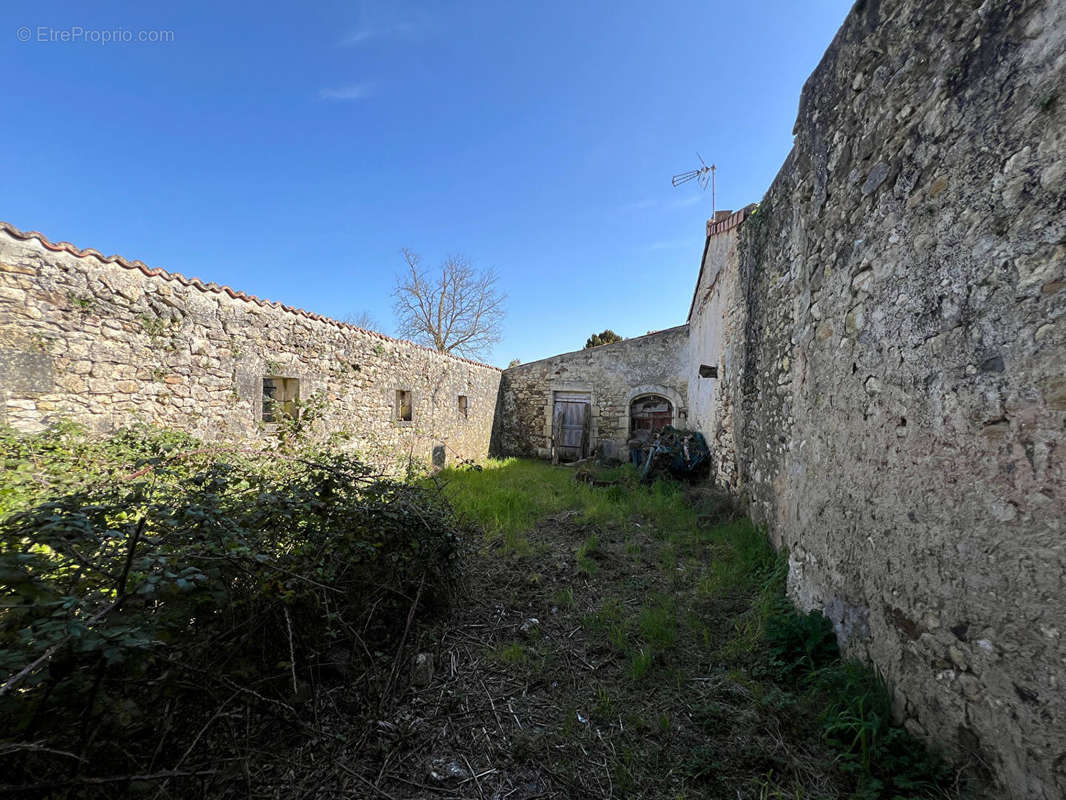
0, 423, 464, 795
584, 329, 623, 349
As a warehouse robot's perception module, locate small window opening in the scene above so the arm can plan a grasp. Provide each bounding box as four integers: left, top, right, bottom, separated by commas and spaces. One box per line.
458, 395, 469, 418
263, 376, 300, 422
395, 389, 413, 422
699, 364, 718, 378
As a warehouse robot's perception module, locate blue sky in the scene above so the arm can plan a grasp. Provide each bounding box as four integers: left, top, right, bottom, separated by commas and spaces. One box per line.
4, 1, 852, 366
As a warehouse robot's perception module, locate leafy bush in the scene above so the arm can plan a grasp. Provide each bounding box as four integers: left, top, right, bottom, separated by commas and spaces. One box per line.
0, 424, 464, 796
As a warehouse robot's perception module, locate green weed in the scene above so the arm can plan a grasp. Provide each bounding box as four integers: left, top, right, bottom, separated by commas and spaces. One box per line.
138, 313, 172, 339
638, 599, 677, 649
626, 647, 655, 680
436, 458, 958, 798
576, 533, 600, 576
491, 642, 529, 666
67, 293, 95, 312
551, 586, 575, 610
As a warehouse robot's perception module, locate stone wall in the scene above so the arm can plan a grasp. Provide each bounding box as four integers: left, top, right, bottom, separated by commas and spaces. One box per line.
708, 0, 1065, 795
0, 224, 501, 469
686, 208, 754, 489
498, 327, 689, 460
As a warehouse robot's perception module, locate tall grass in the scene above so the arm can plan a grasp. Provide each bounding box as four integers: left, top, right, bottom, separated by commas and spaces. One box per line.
440, 458, 956, 798
437, 459, 702, 551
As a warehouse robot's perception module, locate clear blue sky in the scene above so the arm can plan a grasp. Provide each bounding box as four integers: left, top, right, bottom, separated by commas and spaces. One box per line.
4, 1, 852, 366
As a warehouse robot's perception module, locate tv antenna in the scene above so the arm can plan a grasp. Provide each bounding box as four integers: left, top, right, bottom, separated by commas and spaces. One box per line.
671, 153, 716, 216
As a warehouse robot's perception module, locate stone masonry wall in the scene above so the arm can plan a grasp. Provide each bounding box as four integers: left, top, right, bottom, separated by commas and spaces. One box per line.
721, 0, 1065, 796
498, 327, 689, 460
686, 208, 754, 490
0, 224, 501, 469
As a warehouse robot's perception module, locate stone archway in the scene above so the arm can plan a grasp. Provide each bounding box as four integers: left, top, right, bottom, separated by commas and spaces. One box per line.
630, 394, 673, 435
623, 384, 685, 435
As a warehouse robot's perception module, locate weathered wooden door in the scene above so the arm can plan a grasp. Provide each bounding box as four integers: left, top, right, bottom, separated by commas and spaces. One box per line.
630, 395, 672, 434
552, 393, 590, 462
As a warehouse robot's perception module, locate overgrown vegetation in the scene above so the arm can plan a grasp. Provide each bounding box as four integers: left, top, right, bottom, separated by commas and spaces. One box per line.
0, 433, 970, 798
0, 423, 465, 797
431, 459, 968, 799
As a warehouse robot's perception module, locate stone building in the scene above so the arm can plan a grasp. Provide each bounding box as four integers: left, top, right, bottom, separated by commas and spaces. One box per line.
685, 207, 755, 489
0, 222, 501, 469
496, 326, 688, 462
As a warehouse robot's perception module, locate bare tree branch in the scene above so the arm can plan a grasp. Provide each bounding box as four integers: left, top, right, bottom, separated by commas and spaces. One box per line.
342, 310, 381, 331
392, 251, 505, 360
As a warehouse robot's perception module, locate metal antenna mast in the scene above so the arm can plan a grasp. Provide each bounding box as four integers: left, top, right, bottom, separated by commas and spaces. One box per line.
671, 153, 716, 217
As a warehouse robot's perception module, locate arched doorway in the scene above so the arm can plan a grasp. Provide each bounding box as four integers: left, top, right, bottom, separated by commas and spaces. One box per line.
629, 394, 673, 436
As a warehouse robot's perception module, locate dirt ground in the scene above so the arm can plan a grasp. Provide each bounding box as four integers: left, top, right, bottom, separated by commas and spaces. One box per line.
265, 509, 824, 798
246, 464, 969, 800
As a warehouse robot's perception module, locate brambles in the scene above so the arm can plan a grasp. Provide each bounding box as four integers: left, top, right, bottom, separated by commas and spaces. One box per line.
0, 424, 465, 796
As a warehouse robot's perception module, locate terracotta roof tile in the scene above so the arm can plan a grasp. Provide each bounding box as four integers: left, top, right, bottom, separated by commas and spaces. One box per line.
0, 221, 500, 371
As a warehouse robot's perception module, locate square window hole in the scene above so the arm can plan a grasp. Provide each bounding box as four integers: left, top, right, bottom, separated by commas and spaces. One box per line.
395, 389, 413, 422
263, 376, 300, 422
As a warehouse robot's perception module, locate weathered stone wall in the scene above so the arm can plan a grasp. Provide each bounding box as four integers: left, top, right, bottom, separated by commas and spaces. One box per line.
713, 0, 1065, 795
686, 208, 754, 489
0, 224, 501, 469
498, 327, 689, 460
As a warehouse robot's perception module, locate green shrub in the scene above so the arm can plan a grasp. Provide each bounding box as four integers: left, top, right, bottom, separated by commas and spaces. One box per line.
0, 425, 464, 795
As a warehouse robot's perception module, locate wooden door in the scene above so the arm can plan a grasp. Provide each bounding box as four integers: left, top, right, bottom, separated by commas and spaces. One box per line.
553, 395, 590, 462
630, 395, 672, 435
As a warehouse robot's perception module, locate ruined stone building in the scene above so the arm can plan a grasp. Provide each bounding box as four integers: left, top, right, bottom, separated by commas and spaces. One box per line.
1, 0, 1063, 796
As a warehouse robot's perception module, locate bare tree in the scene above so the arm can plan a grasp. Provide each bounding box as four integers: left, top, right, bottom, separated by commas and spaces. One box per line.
392, 249, 505, 360
342, 309, 381, 331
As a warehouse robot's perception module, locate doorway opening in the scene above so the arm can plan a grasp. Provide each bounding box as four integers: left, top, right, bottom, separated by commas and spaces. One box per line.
552, 391, 591, 462
629, 394, 673, 436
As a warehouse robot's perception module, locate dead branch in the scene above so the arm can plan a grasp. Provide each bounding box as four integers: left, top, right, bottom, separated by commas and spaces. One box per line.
380, 571, 427, 711
0, 769, 218, 793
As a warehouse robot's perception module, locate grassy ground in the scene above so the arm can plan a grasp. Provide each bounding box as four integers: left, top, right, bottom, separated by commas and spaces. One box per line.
376, 457, 971, 800
1, 431, 972, 798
